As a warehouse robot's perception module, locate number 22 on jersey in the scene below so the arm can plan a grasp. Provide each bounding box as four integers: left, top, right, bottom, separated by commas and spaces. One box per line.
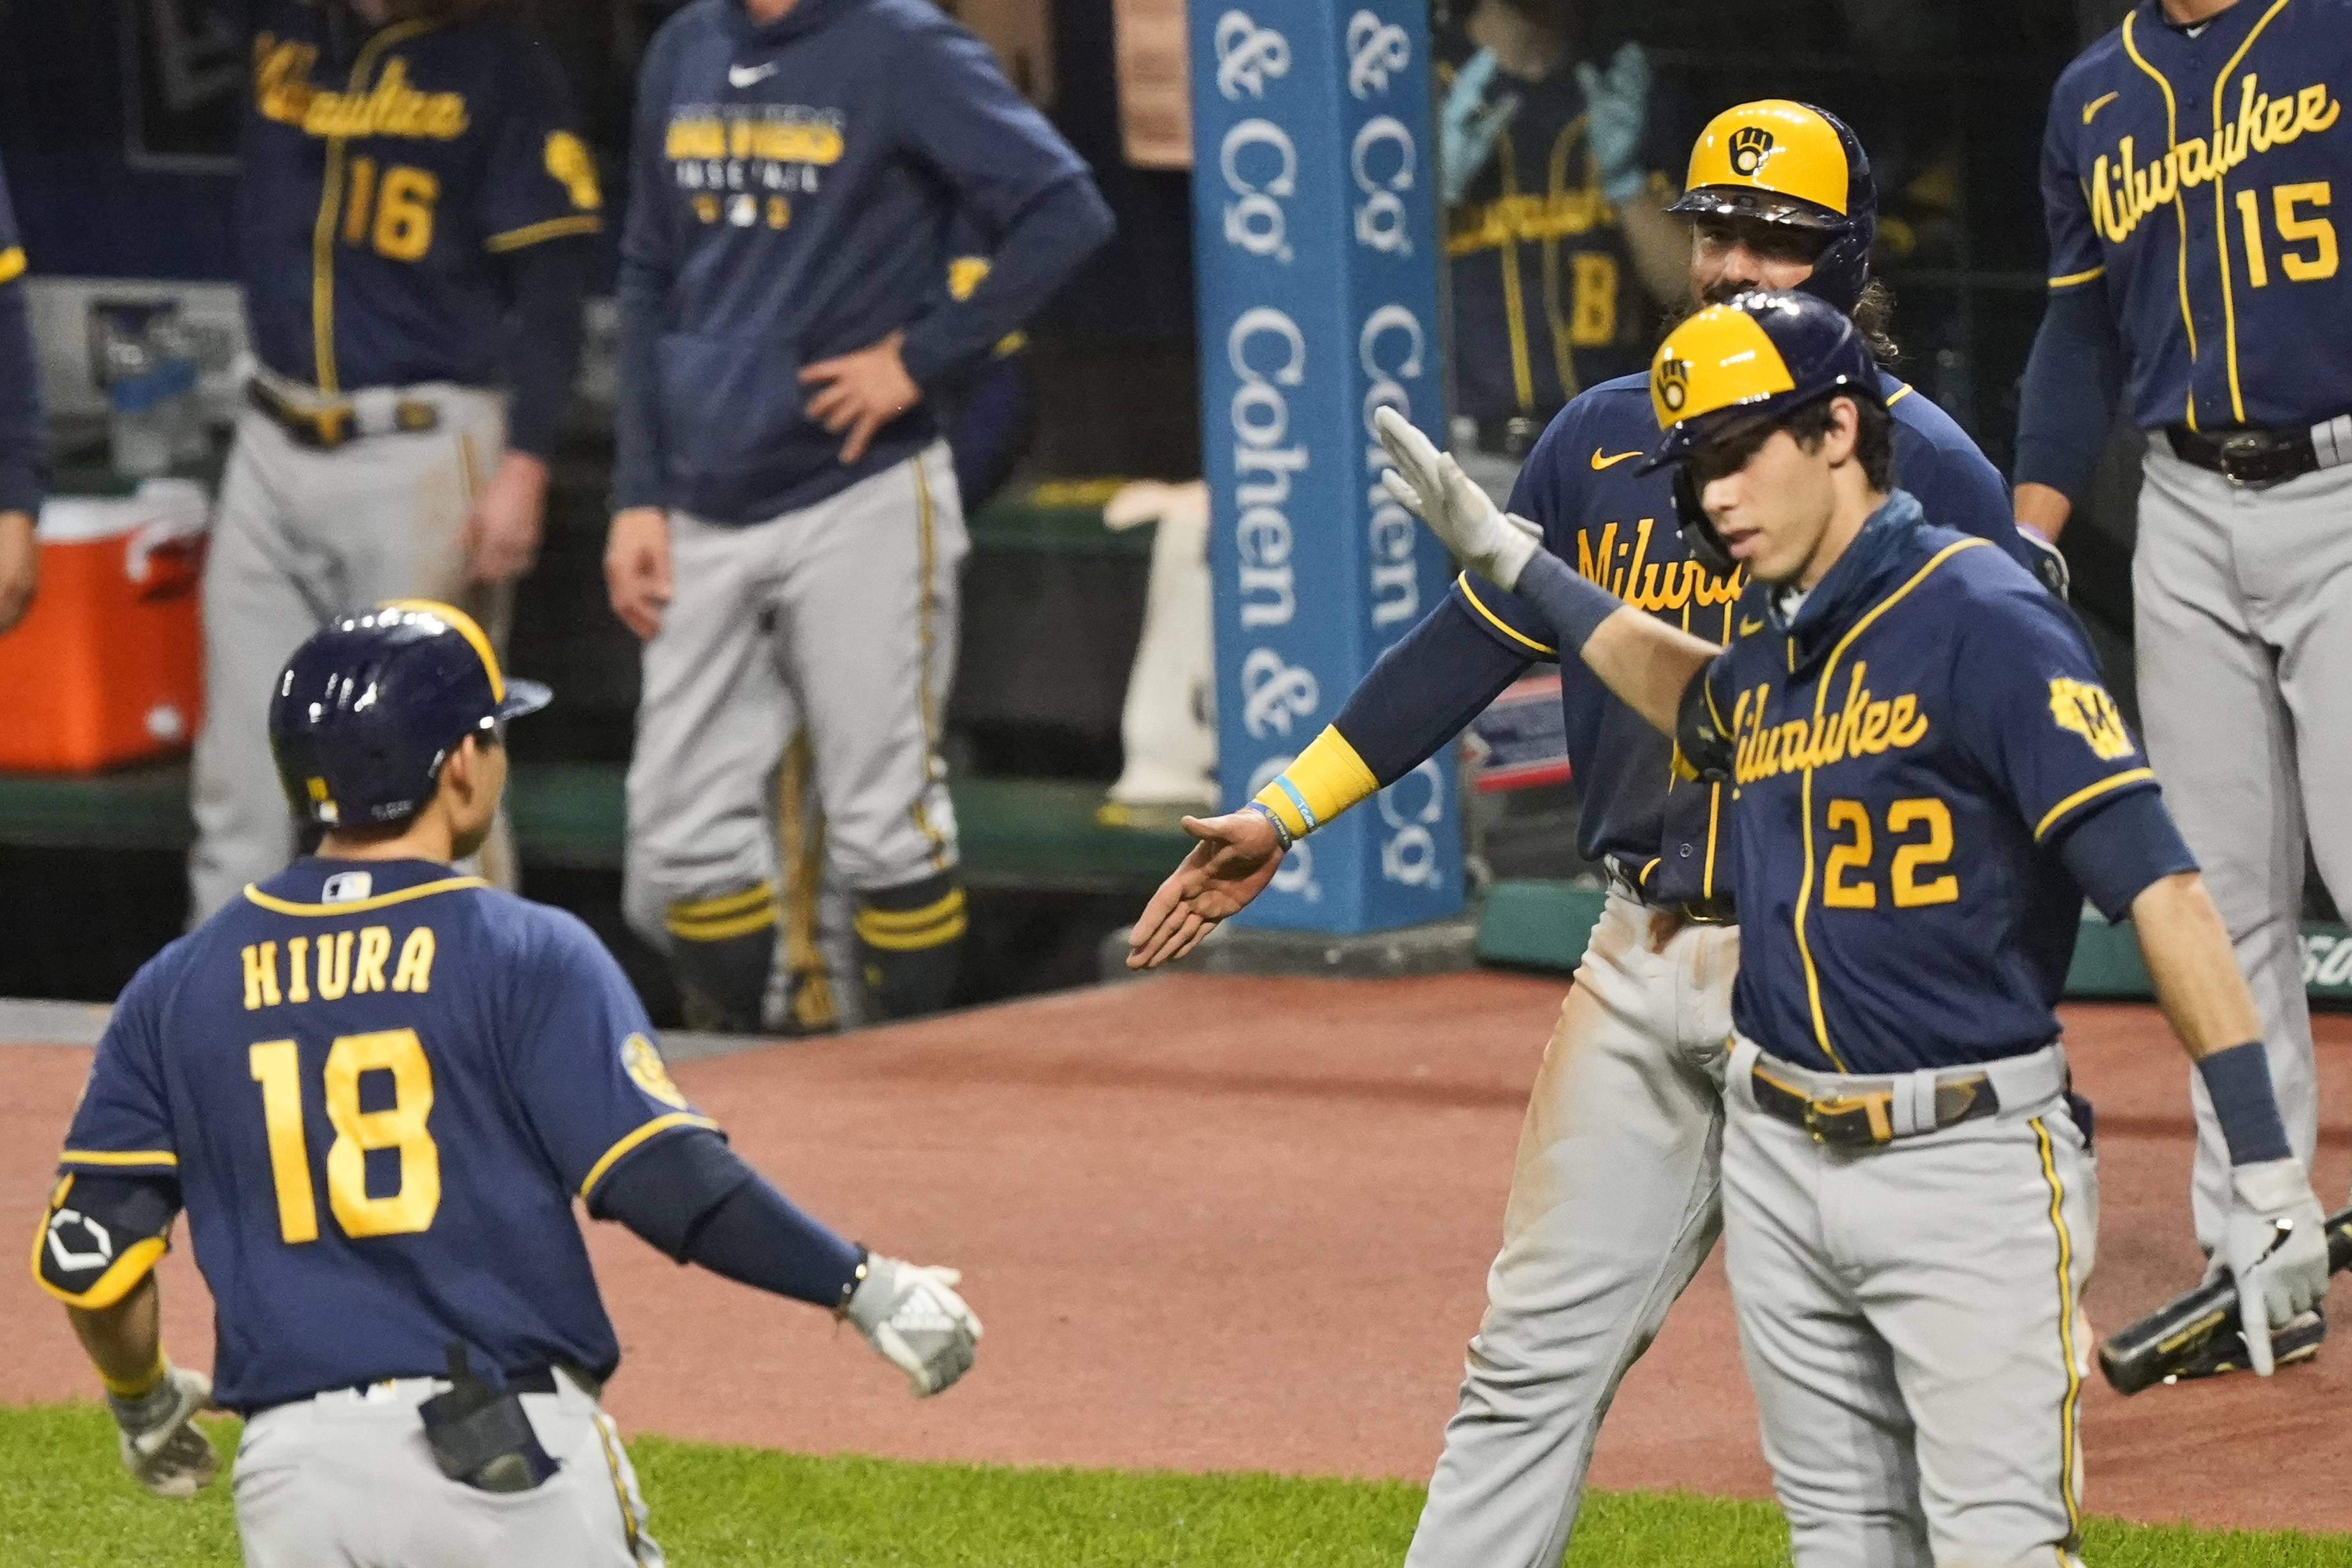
249, 1029, 440, 1243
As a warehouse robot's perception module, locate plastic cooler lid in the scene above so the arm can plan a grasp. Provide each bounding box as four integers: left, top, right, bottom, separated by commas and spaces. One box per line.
37, 479, 210, 544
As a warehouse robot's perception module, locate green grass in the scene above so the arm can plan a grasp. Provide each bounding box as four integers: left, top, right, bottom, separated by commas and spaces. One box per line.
5, 1401, 2351, 1565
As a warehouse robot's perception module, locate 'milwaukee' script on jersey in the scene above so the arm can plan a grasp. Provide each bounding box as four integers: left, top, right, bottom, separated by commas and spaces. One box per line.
1573, 516, 1745, 612
2088, 75, 2338, 243
254, 37, 470, 140
1726, 664, 1931, 787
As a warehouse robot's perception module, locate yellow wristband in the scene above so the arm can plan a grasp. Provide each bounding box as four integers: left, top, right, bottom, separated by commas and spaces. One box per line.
100, 1349, 167, 1401
1251, 726, 1381, 839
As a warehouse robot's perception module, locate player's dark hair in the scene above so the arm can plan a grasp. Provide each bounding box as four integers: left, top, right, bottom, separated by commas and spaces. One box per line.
1850, 279, 1900, 368
1782, 393, 1894, 491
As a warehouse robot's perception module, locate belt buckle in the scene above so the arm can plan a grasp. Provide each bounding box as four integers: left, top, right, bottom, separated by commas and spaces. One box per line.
1805, 1090, 1893, 1146
2217, 432, 2270, 485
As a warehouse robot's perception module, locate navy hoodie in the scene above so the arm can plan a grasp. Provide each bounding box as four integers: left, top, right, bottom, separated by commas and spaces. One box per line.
614, 0, 1107, 523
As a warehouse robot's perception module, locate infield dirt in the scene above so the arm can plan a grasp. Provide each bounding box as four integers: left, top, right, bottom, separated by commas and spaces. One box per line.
3, 973, 2347, 1533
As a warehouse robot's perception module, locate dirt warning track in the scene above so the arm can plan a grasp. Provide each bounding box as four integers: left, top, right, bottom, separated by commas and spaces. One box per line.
3, 974, 2347, 1534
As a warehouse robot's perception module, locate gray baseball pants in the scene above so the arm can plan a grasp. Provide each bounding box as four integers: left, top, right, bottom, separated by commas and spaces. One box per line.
1407, 892, 1736, 1568
623, 442, 966, 1022
232, 1373, 660, 1567
2135, 444, 2352, 1251
1722, 1040, 2094, 1568
189, 389, 518, 922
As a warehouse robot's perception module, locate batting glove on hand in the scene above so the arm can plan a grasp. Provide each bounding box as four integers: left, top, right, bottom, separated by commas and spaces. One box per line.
1440, 50, 1519, 207
2015, 526, 2070, 600
1375, 407, 1542, 591
847, 1256, 983, 1397
2217, 1158, 2331, 1374
1575, 42, 1651, 204
110, 1363, 219, 1498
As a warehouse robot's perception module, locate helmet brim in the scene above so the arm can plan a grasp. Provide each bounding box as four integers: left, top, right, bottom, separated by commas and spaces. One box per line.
1666, 187, 1846, 233
495, 678, 553, 721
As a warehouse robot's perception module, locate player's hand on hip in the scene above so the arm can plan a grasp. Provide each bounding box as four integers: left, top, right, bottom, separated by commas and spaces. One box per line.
1126, 808, 1285, 969
1374, 407, 1541, 590
0, 509, 36, 633
110, 1362, 219, 1498
604, 506, 674, 641
462, 451, 549, 586
2219, 1157, 2331, 1374
801, 330, 922, 467
846, 1255, 982, 1397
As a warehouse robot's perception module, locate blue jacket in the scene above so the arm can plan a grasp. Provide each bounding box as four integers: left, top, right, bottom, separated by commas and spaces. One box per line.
614, 0, 1108, 523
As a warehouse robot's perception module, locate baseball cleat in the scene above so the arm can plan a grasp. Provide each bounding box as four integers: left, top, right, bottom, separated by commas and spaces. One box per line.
2170, 1307, 2325, 1381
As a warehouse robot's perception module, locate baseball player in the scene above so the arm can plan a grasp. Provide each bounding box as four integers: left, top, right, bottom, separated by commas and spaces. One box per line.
32, 602, 980, 1566
1439, 0, 1685, 501
2013, 0, 2351, 1372
188, 0, 601, 920
1131, 101, 2055, 1567
0, 154, 40, 632
1386, 287, 2328, 1567
606, 0, 1110, 1033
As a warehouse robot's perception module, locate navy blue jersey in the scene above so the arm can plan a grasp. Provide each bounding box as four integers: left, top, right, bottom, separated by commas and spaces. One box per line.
238, 3, 602, 394
2041, 1, 2352, 432
1687, 494, 2157, 1073
1456, 370, 2026, 907
0, 156, 40, 514
1444, 64, 1671, 416
53, 858, 715, 1412
616, 0, 1093, 525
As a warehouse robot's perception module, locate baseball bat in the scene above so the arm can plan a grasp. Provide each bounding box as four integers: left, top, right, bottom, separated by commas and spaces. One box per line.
2098, 1206, 2352, 1395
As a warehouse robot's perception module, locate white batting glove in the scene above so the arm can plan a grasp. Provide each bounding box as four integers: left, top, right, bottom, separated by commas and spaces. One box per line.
2218, 1158, 2330, 1375
109, 1362, 218, 1498
846, 1256, 983, 1397
1374, 407, 1543, 592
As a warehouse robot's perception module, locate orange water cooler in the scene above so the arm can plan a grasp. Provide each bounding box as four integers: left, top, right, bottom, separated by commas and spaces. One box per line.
0, 480, 208, 773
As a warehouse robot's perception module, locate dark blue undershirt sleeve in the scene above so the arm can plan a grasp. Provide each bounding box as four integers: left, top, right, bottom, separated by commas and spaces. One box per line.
1331, 595, 1530, 785
2013, 280, 2124, 502
0, 276, 42, 516
2050, 785, 2198, 922
899, 178, 1112, 388
590, 1128, 863, 1309
499, 237, 592, 460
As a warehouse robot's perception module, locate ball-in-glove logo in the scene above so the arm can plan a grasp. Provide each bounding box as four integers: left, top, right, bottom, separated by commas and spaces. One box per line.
1729, 125, 1775, 177
621, 1033, 692, 1110
1655, 355, 1692, 413
2048, 676, 2137, 760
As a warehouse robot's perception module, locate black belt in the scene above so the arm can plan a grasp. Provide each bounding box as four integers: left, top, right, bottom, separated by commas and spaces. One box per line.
1749, 1061, 1999, 1147
1474, 412, 1558, 461
244, 1364, 564, 1418
1605, 858, 1736, 926
2165, 423, 2323, 486
247, 377, 440, 449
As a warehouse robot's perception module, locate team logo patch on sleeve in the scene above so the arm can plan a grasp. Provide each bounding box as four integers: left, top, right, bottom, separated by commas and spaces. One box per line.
621, 1033, 691, 1110
545, 131, 603, 210
2049, 677, 2136, 760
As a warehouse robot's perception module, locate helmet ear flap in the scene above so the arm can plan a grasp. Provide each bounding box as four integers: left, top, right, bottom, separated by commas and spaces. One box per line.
1673, 463, 1735, 577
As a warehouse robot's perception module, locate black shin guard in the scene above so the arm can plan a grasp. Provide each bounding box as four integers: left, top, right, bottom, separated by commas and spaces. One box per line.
854, 873, 965, 1020
665, 884, 778, 1034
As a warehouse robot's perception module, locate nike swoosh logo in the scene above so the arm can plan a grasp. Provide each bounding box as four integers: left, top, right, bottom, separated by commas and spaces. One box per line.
1738, 617, 1764, 635
2082, 91, 2119, 125
729, 62, 780, 88
1590, 448, 1642, 470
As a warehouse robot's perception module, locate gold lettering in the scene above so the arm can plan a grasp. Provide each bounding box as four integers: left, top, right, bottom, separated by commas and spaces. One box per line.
1577, 521, 1619, 584
2175, 135, 2210, 189
354, 926, 393, 994
2147, 145, 2177, 206
1858, 699, 1891, 753
667, 119, 727, 159
2267, 94, 2300, 148
391, 927, 437, 993
287, 936, 312, 1005
316, 931, 354, 1001
2298, 84, 2339, 136
241, 943, 282, 1010
2090, 156, 2119, 241
2241, 76, 2271, 156
1887, 693, 1929, 748
1625, 518, 1654, 605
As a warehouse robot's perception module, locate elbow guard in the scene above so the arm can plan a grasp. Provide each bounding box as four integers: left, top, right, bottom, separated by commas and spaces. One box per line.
31, 1173, 180, 1310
